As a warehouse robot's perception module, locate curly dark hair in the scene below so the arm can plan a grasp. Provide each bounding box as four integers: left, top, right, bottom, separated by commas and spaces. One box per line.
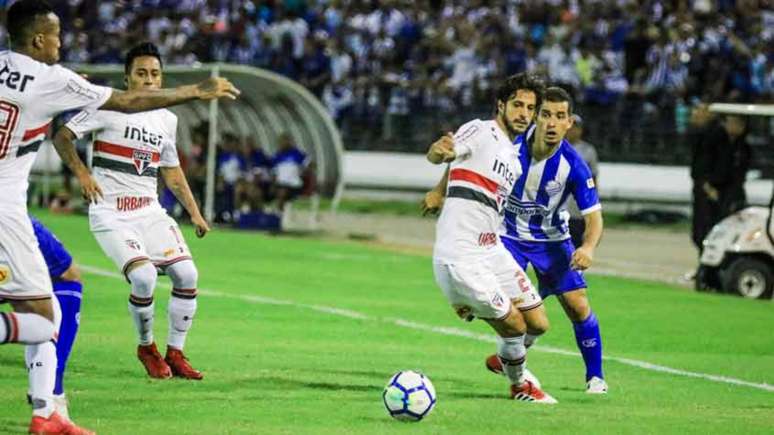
494, 73, 546, 108
6, 0, 54, 47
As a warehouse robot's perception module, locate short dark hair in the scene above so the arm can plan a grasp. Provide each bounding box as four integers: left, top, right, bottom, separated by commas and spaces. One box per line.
541, 86, 574, 114
494, 73, 546, 108
124, 42, 163, 75
6, 0, 54, 47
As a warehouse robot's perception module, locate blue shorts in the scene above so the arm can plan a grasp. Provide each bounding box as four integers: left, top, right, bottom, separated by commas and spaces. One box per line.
30, 216, 73, 279
500, 236, 587, 298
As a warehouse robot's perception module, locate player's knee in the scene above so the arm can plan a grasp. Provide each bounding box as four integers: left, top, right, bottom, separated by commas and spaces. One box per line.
126, 262, 158, 298
496, 309, 527, 337
167, 260, 198, 290
528, 315, 550, 336
59, 263, 82, 283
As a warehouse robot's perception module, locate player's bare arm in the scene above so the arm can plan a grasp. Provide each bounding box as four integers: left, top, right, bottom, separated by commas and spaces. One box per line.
160, 166, 210, 238
422, 133, 454, 215
571, 210, 603, 271
100, 77, 240, 113
52, 127, 103, 204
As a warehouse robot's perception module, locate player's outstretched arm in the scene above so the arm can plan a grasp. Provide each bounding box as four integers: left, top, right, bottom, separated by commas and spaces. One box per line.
100, 77, 241, 113
160, 166, 210, 238
571, 210, 603, 271
52, 127, 103, 204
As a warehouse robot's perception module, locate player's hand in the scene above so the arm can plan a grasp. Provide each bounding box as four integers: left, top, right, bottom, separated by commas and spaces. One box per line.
196, 77, 241, 100
421, 189, 445, 216
570, 246, 594, 271
192, 215, 211, 238
77, 173, 103, 204
426, 133, 455, 164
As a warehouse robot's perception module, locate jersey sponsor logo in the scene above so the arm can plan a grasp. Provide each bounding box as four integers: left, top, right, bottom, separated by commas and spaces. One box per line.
586, 178, 595, 189
116, 196, 153, 212
132, 149, 154, 175
124, 124, 165, 147
0, 263, 11, 285
492, 158, 516, 186
545, 180, 564, 196
0, 63, 35, 92
505, 198, 550, 216
478, 232, 497, 247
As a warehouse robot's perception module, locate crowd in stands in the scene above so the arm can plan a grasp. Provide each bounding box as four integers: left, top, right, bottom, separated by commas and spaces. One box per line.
4, 0, 773, 218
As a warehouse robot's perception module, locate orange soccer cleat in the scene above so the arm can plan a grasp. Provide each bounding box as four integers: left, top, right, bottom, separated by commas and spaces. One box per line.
28, 411, 95, 435
510, 380, 557, 404
137, 343, 172, 379
165, 347, 203, 380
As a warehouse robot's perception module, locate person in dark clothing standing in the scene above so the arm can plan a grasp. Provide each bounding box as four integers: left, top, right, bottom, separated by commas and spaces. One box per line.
690, 111, 750, 252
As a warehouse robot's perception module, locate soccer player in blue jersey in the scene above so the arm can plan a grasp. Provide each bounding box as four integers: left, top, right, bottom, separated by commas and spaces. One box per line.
424, 86, 607, 394
499, 87, 606, 393
29, 216, 84, 421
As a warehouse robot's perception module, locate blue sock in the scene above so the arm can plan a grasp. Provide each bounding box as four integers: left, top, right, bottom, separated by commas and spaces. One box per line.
53, 280, 82, 395
572, 311, 604, 381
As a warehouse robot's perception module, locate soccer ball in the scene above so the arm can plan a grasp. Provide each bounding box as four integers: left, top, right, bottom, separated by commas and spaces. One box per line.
382, 370, 436, 421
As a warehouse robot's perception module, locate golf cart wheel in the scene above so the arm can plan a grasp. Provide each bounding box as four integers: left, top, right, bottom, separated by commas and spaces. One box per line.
722, 258, 774, 300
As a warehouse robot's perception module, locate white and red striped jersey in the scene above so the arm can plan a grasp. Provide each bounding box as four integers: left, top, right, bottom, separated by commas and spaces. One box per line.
0, 51, 111, 215
433, 119, 522, 263
65, 109, 179, 231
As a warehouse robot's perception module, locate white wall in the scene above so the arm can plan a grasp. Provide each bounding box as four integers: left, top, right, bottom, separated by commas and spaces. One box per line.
343, 151, 773, 206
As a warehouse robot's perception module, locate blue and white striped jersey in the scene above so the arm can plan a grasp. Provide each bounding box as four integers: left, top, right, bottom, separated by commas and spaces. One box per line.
501, 126, 601, 242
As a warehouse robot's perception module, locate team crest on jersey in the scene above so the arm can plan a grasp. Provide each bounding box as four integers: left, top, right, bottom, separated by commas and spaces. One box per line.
545, 180, 564, 196
586, 178, 595, 189
132, 149, 153, 175
125, 239, 141, 251
0, 263, 11, 285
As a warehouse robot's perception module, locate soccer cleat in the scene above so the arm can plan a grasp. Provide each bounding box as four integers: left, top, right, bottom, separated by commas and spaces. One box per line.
586, 376, 608, 394
52, 394, 70, 423
137, 343, 172, 379
510, 380, 558, 404
28, 411, 95, 435
485, 354, 542, 389
165, 348, 203, 380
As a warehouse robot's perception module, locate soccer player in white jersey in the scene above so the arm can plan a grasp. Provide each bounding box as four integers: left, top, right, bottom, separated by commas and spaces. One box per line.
53, 42, 207, 381
0, 1, 239, 433
423, 74, 552, 386
428, 77, 556, 404
430, 87, 607, 394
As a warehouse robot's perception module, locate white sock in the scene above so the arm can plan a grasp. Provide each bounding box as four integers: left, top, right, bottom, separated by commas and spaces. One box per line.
525, 333, 540, 349
128, 302, 155, 345
127, 262, 158, 346
497, 335, 527, 386
0, 312, 55, 344
167, 296, 197, 350
26, 341, 57, 418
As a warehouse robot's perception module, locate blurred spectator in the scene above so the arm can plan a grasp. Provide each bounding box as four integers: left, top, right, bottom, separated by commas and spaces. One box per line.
272, 133, 311, 211
215, 133, 247, 222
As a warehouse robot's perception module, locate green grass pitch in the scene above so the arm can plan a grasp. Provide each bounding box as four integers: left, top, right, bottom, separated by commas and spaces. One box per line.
1, 211, 773, 434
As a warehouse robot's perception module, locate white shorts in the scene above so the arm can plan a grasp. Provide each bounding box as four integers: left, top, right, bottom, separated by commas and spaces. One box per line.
0, 212, 53, 301
433, 249, 542, 321
92, 210, 192, 275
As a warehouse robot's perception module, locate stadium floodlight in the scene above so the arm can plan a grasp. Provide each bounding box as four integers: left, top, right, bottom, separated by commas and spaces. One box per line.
708, 103, 774, 116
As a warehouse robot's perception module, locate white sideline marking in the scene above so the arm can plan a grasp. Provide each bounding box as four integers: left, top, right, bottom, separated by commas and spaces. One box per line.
81, 265, 774, 393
